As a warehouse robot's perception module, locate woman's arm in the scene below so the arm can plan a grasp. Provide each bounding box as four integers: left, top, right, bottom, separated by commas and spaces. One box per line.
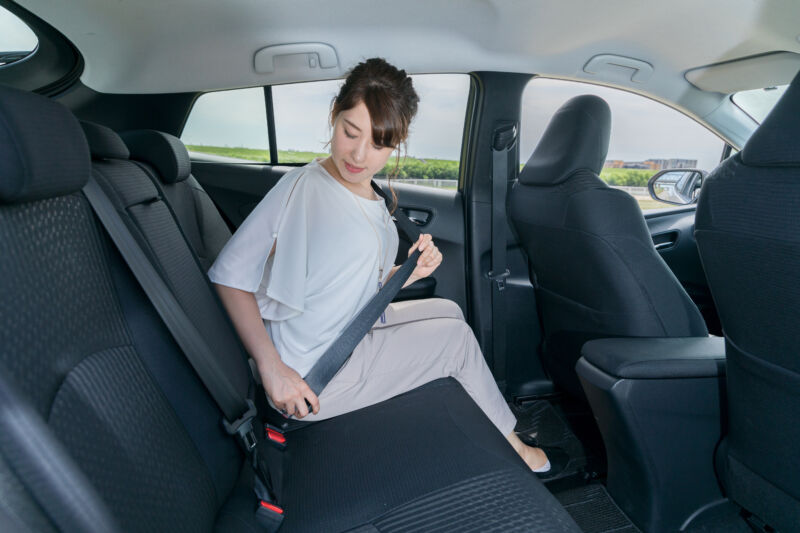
214, 283, 319, 418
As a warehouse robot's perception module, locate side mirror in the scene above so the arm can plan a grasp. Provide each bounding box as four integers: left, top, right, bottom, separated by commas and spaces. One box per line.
647, 169, 706, 205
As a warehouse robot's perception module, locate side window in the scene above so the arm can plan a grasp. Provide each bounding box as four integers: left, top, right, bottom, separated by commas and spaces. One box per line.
521, 78, 725, 210
272, 74, 470, 190
181, 87, 269, 162
0, 5, 38, 67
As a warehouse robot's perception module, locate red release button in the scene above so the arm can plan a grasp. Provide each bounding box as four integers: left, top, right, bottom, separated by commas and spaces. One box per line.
260, 501, 284, 514
266, 427, 286, 444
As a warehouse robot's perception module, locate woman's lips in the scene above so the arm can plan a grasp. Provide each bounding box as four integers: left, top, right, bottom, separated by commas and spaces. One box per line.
344, 162, 365, 174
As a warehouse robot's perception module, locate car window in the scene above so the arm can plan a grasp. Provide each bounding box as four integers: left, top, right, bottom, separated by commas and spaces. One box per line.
271, 74, 470, 190
0, 5, 38, 67
181, 87, 269, 162
521, 78, 725, 210
731, 85, 788, 123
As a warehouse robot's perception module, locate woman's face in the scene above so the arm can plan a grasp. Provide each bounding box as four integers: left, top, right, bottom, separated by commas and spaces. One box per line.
329, 100, 395, 186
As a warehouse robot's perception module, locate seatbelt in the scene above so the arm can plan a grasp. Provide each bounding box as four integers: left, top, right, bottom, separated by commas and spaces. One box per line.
303, 181, 422, 396
82, 177, 282, 530
486, 123, 518, 388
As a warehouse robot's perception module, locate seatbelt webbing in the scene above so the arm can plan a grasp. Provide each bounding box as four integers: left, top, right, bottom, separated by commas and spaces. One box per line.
303, 181, 422, 396
487, 123, 517, 387
82, 177, 257, 448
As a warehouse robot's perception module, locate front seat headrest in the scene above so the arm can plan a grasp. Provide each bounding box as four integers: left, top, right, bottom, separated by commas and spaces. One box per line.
80, 121, 131, 160
120, 130, 192, 184
519, 94, 611, 186
0, 85, 90, 203
741, 69, 800, 168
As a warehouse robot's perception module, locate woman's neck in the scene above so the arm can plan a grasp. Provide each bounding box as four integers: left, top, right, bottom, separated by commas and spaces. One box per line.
320, 157, 378, 201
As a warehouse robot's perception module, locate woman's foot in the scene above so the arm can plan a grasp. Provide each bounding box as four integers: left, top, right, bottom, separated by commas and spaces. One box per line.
507, 432, 550, 470
506, 433, 570, 480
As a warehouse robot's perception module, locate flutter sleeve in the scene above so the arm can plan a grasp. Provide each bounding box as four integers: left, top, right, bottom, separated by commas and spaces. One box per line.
208, 170, 308, 321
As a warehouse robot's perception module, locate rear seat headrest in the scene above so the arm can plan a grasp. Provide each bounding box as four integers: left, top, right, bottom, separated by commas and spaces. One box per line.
80, 121, 130, 160
0, 85, 90, 203
120, 130, 191, 184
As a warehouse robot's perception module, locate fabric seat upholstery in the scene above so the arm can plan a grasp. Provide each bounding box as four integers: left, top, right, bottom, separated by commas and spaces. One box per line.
507, 95, 708, 396
694, 69, 800, 531
120, 129, 231, 271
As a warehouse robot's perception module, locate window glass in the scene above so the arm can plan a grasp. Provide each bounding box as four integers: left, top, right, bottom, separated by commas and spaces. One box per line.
732, 85, 788, 123
272, 74, 470, 190
181, 87, 269, 162
0, 6, 38, 67
521, 78, 725, 210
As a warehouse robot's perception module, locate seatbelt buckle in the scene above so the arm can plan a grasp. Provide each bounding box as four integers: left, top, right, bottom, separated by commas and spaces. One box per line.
265, 424, 287, 450
256, 500, 285, 530
254, 475, 284, 532
222, 399, 259, 452
486, 269, 511, 291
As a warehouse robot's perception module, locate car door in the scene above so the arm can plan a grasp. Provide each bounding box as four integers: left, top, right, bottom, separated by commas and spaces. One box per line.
180, 75, 473, 311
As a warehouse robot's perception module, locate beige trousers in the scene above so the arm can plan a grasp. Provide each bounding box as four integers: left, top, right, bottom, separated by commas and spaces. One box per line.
298, 298, 518, 436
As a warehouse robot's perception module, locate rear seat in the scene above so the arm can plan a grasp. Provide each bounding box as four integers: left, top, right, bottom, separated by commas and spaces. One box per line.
118, 129, 231, 271
0, 85, 580, 532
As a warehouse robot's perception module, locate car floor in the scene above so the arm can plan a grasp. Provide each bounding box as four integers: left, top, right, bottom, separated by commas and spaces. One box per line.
512, 397, 641, 532
512, 397, 761, 533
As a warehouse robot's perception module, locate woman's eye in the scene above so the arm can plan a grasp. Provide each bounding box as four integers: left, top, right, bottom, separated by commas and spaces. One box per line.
344, 130, 356, 139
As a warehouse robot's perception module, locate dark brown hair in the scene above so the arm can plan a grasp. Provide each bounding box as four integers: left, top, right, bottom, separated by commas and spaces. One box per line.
330, 58, 419, 212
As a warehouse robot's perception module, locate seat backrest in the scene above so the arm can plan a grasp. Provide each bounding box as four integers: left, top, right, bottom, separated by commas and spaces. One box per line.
119, 129, 231, 271
508, 95, 707, 395
694, 70, 800, 530
0, 86, 246, 532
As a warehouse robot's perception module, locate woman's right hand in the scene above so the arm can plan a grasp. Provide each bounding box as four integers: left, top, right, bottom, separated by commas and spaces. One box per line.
258, 358, 320, 419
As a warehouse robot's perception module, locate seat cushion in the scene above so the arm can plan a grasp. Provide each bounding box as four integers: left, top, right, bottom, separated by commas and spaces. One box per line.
274, 378, 579, 533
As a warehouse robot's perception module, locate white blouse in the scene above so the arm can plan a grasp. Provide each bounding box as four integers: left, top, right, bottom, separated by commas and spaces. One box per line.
208, 159, 399, 377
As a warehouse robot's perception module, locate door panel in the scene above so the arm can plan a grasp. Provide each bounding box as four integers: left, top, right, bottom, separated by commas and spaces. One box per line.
644, 206, 721, 335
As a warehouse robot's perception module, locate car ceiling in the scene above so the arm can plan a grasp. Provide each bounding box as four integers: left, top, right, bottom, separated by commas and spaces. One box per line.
12, 0, 800, 144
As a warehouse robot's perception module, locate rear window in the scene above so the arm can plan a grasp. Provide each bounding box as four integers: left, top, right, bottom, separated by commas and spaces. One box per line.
731, 85, 788, 123
0, 5, 37, 67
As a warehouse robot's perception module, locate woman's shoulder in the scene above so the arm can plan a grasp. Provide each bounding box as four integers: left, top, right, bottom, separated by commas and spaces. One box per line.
272, 159, 332, 197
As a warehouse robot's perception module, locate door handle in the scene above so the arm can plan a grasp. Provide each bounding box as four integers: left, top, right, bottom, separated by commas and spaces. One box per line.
652, 230, 679, 251
397, 207, 432, 226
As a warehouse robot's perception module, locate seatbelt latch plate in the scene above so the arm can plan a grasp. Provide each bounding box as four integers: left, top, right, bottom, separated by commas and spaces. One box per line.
222, 399, 259, 452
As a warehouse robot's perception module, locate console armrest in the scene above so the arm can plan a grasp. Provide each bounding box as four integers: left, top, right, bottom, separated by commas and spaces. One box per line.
581, 336, 725, 379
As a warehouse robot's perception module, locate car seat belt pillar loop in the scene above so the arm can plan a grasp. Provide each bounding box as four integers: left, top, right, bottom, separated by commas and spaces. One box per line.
488, 122, 517, 388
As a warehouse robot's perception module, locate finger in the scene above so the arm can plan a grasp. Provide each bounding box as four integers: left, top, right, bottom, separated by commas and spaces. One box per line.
421, 234, 432, 251
300, 383, 321, 414
294, 397, 309, 418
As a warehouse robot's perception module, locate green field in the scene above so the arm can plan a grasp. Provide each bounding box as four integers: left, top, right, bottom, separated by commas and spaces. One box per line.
187, 145, 664, 209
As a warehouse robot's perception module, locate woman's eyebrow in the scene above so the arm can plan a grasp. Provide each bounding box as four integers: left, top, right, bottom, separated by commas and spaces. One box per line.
342, 118, 361, 132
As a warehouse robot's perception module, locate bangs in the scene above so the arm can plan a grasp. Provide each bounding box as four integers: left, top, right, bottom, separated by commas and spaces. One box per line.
363, 87, 408, 149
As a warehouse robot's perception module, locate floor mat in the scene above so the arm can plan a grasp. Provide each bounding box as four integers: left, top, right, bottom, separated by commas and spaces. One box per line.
552, 483, 640, 533
511, 398, 604, 480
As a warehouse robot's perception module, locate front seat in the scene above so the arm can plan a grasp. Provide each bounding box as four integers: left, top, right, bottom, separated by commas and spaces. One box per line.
508, 95, 708, 396
694, 70, 800, 531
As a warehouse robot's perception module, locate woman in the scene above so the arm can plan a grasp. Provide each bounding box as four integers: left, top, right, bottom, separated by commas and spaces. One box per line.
209, 58, 560, 476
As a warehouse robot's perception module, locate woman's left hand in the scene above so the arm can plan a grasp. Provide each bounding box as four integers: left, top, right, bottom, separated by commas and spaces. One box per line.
408, 233, 442, 280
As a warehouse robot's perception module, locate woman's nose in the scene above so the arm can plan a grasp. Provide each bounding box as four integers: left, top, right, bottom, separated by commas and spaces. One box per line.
352, 140, 367, 163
